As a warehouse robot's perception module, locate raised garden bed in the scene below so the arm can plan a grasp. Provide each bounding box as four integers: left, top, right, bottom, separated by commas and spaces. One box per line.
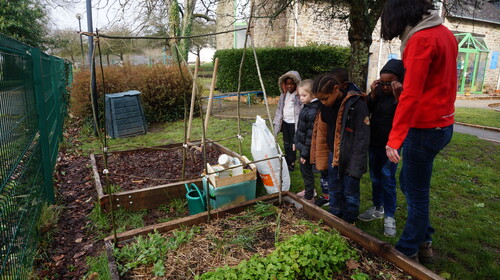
91, 141, 256, 211
104, 192, 444, 280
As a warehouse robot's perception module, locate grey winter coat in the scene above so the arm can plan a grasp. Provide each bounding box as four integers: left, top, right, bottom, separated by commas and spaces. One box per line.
273, 71, 302, 136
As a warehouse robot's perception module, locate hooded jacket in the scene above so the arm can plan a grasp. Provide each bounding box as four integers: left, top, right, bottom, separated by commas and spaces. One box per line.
310, 91, 370, 179
368, 59, 404, 148
294, 99, 321, 160
273, 71, 302, 136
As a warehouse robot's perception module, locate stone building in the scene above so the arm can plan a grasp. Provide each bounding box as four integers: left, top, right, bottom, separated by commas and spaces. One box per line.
216, 0, 500, 93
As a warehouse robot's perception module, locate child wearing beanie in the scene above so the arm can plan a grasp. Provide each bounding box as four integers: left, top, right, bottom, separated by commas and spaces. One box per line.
358, 59, 404, 237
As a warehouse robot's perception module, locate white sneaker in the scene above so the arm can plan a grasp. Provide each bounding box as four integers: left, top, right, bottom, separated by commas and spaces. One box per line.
358, 206, 384, 221
384, 217, 396, 237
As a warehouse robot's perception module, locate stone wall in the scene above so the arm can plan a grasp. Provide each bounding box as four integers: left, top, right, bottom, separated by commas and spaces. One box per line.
284, 3, 350, 47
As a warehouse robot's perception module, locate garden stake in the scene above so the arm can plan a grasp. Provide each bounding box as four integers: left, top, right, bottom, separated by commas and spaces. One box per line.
204, 57, 219, 133
248, 30, 284, 204
235, 6, 253, 156
170, 38, 190, 180
187, 57, 199, 140
172, 42, 213, 221
96, 31, 118, 245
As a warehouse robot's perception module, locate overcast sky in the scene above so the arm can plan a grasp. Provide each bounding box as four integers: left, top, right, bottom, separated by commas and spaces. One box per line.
48, 0, 134, 31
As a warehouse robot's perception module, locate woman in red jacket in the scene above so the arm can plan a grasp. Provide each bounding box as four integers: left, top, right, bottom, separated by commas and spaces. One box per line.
381, 0, 457, 261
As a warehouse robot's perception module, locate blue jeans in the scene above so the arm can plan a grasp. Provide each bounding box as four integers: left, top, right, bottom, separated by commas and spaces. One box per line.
395, 125, 453, 257
328, 153, 360, 223
369, 146, 398, 217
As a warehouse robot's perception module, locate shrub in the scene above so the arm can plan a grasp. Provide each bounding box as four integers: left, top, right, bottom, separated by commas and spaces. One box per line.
70, 64, 197, 124
214, 45, 350, 96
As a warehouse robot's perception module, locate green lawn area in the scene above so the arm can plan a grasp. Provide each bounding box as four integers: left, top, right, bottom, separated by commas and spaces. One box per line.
454, 107, 500, 128
79, 117, 499, 280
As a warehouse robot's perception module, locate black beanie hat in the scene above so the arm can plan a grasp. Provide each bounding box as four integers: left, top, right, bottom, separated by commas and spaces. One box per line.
380, 59, 405, 82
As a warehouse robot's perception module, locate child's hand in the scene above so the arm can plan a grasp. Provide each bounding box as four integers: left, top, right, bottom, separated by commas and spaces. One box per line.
370, 80, 379, 92
391, 81, 403, 102
300, 157, 306, 164
292, 144, 296, 151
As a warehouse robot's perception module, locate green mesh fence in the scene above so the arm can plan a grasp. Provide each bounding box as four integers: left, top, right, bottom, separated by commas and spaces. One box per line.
0, 33, 71, 279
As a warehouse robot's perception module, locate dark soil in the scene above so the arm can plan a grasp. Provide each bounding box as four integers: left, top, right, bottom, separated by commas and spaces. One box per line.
33, 125, 103, 279
95, 145, 222, 192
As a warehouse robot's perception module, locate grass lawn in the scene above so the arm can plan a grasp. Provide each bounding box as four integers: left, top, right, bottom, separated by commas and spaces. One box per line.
454, 107, 500, 128
79, 117, 499, 279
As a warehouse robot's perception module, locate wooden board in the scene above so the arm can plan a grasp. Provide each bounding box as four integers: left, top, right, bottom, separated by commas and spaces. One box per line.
105, 192, 444, 280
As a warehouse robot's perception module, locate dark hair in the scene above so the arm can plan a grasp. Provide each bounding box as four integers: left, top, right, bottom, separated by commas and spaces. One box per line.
330, 67, 349, 83
381, 0, 435, 40
312, 73, 340, 95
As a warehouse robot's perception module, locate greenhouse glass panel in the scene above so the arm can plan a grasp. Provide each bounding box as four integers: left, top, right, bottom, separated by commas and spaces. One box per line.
454, 33, 490, 94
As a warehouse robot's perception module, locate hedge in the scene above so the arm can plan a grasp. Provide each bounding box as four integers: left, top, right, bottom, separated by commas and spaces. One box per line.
214, 45, 350, 96
70, 64, 197, 124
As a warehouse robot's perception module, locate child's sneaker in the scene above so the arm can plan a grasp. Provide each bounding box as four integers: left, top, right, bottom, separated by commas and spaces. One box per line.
296, 190, 306, 198
358, 206, 384, 221
314, 195, 329, 207
383, 217, 396, 237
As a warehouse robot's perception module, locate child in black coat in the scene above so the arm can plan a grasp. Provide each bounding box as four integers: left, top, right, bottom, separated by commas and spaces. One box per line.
294, 80, 321, 202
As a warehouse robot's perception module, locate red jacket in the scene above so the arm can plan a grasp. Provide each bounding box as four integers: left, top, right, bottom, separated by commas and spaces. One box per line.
387, 25, 458, 149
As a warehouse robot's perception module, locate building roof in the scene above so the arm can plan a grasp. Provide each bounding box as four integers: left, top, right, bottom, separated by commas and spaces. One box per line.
446, 0, 500, 25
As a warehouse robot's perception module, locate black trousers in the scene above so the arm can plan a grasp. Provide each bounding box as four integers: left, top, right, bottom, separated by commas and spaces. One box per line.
281, 121, 296, 168
300, 159, 315, 200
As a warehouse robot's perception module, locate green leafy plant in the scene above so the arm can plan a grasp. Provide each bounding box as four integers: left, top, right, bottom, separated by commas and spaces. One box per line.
198, 229, 357, 280
114, 228, 199, 275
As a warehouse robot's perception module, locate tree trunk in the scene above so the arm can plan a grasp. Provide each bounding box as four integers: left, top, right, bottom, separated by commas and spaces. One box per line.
178, 0, 196, 61
347, 0, 386, 92
107, 54, 110, 66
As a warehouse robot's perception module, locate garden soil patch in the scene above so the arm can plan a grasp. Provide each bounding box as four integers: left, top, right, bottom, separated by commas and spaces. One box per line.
33, 126, 103, 279
95, 145, 222, 192
116, 203, 409, 280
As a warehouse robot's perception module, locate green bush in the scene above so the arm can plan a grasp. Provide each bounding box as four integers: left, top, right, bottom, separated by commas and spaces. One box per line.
214, 46, 350, 96
70, 64, 197, 124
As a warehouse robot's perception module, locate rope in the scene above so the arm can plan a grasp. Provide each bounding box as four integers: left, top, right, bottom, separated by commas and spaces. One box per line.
79, 27, 247, 40
90, 133, 250, 153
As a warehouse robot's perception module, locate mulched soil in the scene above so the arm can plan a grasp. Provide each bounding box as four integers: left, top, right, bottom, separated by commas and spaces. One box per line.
33, 125, 103, 279
94, 145, 222, 192
117, 203, 409, 279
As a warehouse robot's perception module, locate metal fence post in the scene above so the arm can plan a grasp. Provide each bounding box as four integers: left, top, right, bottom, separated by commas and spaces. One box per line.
32, 47, 55, 203
51, 57, 63, 141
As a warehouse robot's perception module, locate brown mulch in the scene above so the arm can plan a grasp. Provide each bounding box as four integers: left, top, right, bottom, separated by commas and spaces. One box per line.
94, 145, 222, 192
118, 204, 409, 280
33, 125, 103, 279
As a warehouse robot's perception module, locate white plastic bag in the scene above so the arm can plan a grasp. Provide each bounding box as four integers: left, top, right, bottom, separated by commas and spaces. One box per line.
251, 115, 290, 194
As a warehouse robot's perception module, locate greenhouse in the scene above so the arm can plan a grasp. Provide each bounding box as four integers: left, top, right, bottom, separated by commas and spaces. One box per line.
455, 32, 490, 95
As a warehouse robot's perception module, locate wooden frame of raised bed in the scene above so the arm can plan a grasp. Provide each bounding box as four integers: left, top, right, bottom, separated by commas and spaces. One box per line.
104, 192, 444, 280
90, 141, 256, 211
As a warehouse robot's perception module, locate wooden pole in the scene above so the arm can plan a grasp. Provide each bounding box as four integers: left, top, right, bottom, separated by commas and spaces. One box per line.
204, 57, 219, 132
187, 57, 200, 140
